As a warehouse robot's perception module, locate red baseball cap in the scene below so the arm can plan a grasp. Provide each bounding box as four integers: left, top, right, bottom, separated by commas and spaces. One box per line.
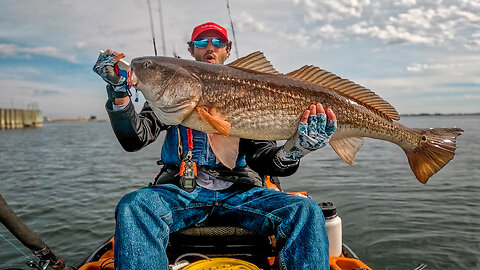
191, 22, 228, 41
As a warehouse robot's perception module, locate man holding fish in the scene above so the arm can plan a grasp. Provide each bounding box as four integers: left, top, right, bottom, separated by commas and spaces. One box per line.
94, 22, 336, 269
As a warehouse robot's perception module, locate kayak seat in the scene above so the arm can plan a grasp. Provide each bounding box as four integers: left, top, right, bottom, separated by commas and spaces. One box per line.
167, 218, 276, 268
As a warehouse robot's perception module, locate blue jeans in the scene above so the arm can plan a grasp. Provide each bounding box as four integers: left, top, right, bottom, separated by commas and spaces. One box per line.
114, 184, 329, 269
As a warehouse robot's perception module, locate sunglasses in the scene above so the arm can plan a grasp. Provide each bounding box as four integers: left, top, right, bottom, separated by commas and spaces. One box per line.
192, 38, 227, 49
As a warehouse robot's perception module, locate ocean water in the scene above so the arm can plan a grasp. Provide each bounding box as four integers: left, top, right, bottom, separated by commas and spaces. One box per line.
0, 115, 478, 269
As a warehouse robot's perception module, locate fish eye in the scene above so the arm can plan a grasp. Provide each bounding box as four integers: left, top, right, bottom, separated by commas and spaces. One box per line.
143, 60, 152, 69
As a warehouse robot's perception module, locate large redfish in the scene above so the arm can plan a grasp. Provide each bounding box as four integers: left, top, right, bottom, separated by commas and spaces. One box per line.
127, 51, 463, 184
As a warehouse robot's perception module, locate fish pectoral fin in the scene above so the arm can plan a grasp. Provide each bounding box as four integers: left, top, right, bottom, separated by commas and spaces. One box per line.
196, 107, 231, 136
207, 134, 239, 169
329, 137, 364, 164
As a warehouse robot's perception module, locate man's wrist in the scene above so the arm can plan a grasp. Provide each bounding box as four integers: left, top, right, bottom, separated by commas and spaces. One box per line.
114, 97, 130, 105
106, 84, 130, 101
274, 148, 300, 169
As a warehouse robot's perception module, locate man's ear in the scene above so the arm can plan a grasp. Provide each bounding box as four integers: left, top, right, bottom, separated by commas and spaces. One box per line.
188, 46, 194, 56
226, 42, 232, 59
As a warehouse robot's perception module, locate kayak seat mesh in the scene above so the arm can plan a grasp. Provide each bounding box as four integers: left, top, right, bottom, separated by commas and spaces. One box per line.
167, 219, 276, 267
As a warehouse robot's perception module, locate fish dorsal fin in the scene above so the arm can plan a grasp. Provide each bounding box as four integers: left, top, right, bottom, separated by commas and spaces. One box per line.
227, 51, 281, 75
329, 137, 364, 164
286, 65, 400, 120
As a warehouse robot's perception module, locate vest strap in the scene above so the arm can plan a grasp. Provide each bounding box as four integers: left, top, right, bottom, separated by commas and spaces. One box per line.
179, 128, 197, 192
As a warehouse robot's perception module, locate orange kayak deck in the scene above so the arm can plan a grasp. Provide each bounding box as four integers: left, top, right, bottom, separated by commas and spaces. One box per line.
78, 237, 372, 270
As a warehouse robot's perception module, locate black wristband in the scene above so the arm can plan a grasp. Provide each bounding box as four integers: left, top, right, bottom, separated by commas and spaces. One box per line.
106, 84, 129, 101
273, 152, 300, 169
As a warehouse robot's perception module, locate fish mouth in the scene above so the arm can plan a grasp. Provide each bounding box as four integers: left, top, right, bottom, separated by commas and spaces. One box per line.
127, 69, 138, 87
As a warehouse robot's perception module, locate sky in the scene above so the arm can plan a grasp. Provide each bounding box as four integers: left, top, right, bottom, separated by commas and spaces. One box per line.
0, 0, 479, 119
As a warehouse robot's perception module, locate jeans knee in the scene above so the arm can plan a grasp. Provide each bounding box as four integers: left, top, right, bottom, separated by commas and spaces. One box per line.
116, 188, 164, 218
296, 198, 325, 224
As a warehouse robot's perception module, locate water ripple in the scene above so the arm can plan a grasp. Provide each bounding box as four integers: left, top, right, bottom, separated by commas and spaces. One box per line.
1, 117, 479, 269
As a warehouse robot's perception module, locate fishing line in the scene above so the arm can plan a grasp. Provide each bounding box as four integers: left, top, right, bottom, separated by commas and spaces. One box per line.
146, 0, 158, 56
0, 231, 34, 261
226, 0, 239, 59
157, 0, 167, 56
137, 0, 160, 103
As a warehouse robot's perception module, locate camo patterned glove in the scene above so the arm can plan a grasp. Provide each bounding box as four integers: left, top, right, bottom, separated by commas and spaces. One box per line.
93, 50, 130, 99
278, 112, 337, 162
93, 50, 127, 86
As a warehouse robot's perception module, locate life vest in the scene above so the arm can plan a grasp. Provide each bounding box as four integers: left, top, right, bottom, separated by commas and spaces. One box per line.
160, 125, 247, 168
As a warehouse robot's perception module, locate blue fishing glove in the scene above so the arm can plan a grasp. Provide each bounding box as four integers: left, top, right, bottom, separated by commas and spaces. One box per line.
93, 50, 130, 99
278, 109, 337, 162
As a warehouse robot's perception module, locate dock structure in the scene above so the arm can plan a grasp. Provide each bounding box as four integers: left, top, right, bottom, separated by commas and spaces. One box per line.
0, 108, 43, 129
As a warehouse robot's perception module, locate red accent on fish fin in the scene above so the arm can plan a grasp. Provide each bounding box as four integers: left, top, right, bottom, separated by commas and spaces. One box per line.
405, 128, 463, 184
196, 107, 231, 136
207, 134, 239, 169
329, 137, 364, 165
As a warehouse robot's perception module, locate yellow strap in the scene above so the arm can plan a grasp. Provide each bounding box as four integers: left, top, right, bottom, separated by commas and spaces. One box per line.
176, 126, 183, 159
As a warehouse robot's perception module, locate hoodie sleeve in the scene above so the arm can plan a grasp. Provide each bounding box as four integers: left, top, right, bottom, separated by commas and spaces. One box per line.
106, 100, 169, 152
241, 139, 300, 177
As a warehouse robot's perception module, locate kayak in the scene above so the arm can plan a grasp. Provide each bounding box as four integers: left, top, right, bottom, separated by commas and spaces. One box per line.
77, 199, 372, 270
77, 231, 372, 270
77, 178, 371, 269
1, 187, 372, 270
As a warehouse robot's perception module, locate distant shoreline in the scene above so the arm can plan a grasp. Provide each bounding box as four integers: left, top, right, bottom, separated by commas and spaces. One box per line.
45, 118, 108, 123
401, 113, 480, 116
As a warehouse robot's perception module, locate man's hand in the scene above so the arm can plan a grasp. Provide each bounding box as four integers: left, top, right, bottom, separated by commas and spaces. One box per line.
93, 49, 126, 85
278, 103, 337, 162
93, 49, 130, 100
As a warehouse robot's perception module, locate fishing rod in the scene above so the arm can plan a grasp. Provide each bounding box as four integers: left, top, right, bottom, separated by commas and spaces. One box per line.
146, 0, 158, 56
157, 0, 167, 56
0, 193, 75, 270
226, 0, 239, 59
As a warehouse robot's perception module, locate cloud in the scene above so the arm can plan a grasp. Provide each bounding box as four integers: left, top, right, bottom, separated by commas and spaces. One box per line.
348, 22, 436, 45
0, 0, 479, 117
394, 0, 417, 7
33, 89, 60, 97
278, 28, 312, 48
355, 73, 480, 114
406, 54, 480, 77
294, 0, 371, 23
406, 63, 454, 73
312, 24, 342, 40
236, 11, 269, 33
441, 83, 480, 88
0, 77, 108, 119
75, 42, 90, 51
286, 0, 480, 48
0, 44, 78, 63
466, 33, 480, 50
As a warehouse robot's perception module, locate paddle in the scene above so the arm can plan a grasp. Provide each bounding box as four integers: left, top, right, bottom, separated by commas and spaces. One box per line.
0, 193, 74, 270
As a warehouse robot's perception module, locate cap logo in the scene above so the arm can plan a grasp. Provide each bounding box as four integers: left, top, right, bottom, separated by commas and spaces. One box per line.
191, 22, 228, 41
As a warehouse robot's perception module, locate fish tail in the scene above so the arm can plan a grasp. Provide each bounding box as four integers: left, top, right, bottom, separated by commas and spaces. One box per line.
405, 128, 463, 184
